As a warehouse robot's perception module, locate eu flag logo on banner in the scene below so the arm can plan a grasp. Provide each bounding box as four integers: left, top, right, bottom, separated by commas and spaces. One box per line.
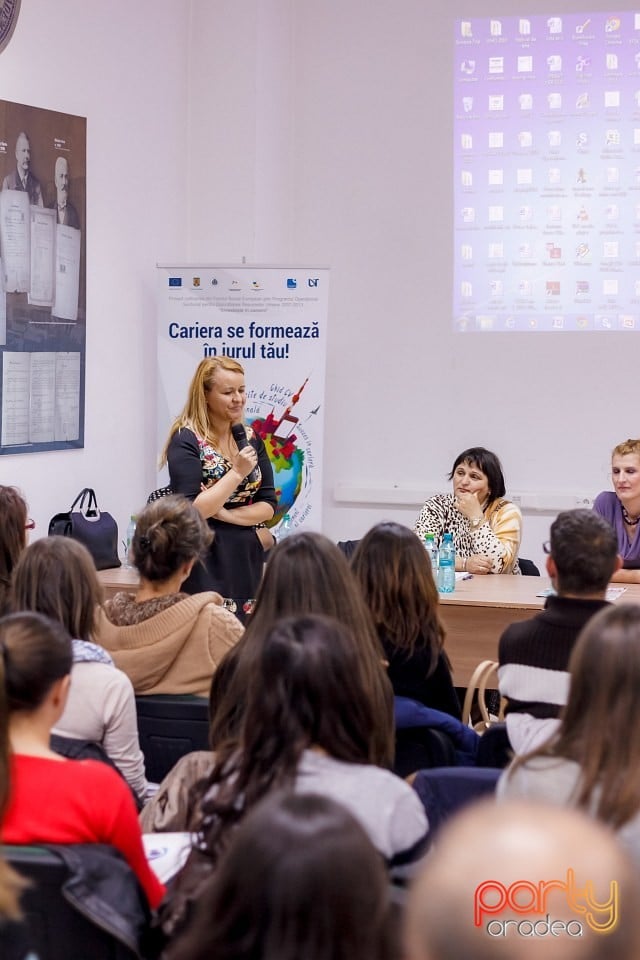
287, 278, 297, 289
169, 277, 182, 287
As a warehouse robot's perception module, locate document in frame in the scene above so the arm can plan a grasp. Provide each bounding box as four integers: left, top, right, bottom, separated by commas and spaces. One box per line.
52, 224, 80, 321
0, 189, 30, 293
54, 351, 80, 441
28, 352, 57, 443
28, 206, 55, 307
1, 352, 30, 446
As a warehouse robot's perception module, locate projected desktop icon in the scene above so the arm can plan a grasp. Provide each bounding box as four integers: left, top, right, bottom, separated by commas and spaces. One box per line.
546, 281, 561, 296
461, 282, 473, 298
576, 243, 590, 259
576, 132, 589, 148
547, 17, 562, 34
576, 55, 591, 73
577, 205, 589, 223
519, 19, 530, 35
635, 281, 640, 296
575, 18, 591, 35
460, 21, 472, 38
488, 206, 503, 222
461, 170, 473, 187
547, 205, 562, 222
607, 167, 619, 184
548, 92, 562, 109
488, 132, 504, 148
603, 279, 619, 296
517, 168, 532, 185
490, 280, 503, 297
576, 280, 590, 295
605, 91, 620, 108
490, 19, 502, 36
577, 168, 587, 184
462, 96, 474, 113
519, 243, 533, 258
606, 53, 619, 71
460, 60, 476, 75
488, 242, 504, 258
603, 241, 619, 258
547, 55, 562, 72
548, 168, 561, 185
488, 94, 504, 111
461, 133, 473, 149
518, 131, 533, 147
488, 169, 503, 186
519, 280, 532, 295
551, 316, 564, 330
606, 205, 619, 221
605, 17, 621, 33
635, 52, 640, 69
488, 57, 504, 74
519, 93, 533, 110
548, 130, 562, 147
599, 317, 613, 330
461, 244, 473, 261
462, 207, 475, 223
518, 56, 533, 73
519, 206, 533, 221
576, 92, 589, 109
635, 91, 640, 108
546, 242, 561, 259
605, 129, 620, 146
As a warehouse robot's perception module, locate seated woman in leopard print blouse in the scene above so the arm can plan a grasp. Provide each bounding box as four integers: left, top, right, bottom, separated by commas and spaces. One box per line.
414, 447, 522, 575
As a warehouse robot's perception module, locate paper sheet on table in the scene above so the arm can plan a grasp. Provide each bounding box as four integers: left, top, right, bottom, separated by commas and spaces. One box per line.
143, 832, 193, 883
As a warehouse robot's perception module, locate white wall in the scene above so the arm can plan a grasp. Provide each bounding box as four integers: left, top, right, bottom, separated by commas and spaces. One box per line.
0, 1, 190, 545
2, 0, 634, 574
188, 0, 637, 572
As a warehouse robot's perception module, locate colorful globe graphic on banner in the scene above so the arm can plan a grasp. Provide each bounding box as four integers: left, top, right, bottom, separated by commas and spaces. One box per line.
249, 413, 304, 526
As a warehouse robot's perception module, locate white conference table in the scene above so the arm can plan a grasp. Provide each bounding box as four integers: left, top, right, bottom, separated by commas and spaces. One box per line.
97, 567, 640, 687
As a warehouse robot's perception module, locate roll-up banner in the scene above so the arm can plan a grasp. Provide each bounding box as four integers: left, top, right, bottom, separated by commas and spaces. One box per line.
157, 265, 329, 533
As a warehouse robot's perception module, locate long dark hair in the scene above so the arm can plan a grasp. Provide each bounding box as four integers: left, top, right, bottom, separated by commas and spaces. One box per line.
166, 792, 393, 960
197, 615, 389, 864
209, 532, 394, 767
0, 612, 73, 920
10, 537, 102, 640
0, 486, 28, 616
351, 522, 448, 674
508, 604, 640, 829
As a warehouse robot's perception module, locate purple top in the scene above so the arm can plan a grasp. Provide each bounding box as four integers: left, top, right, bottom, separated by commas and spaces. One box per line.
593, 491, 640, 568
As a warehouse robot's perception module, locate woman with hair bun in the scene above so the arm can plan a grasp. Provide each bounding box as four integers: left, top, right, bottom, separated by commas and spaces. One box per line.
96, 496, 243, 697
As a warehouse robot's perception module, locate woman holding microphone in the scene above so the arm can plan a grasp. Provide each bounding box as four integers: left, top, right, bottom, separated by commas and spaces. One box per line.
162, 357, 276, 611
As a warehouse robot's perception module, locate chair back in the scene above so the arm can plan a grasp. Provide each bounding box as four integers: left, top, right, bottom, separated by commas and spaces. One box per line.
135, 694, 210, 782
412, 766, 502, 839
518, 557, 541, 576
1, 844, 145, 959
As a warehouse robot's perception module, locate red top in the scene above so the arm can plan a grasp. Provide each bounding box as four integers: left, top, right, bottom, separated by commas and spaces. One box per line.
2, 754, 165, 909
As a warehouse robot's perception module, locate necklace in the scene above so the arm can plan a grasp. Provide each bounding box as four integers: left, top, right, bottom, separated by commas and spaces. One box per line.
621, 504, 640, 526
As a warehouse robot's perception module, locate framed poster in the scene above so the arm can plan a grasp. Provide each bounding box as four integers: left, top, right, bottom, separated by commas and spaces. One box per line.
0, 98, 86, 454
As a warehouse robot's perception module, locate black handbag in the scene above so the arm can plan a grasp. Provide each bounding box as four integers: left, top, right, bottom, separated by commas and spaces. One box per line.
48, 487, 121, 570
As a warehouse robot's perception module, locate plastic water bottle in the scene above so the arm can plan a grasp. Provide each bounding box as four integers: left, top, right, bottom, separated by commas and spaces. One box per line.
438, 532, 456, 593
424, 533, 439, 578
279, 513, 293, 540
124, 515, 137, 568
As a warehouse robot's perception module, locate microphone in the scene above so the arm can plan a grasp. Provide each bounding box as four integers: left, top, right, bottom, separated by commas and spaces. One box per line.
231, 422, 260, 484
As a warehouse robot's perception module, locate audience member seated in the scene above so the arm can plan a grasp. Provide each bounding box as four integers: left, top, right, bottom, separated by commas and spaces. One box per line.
0, 486, 31, 617
498, 604, 640, 870
10, 537, 148, 803
0, 612, 164, 910
206, 531, 394, 767
95, 496, 243, 696
406, 798, 640, 960
414, 446, 522, 574
351, 522, 460, 718
498, 510, 618, 755
164, 792, 395, 960
593, 437, 640, 583
159, 615, 428, 940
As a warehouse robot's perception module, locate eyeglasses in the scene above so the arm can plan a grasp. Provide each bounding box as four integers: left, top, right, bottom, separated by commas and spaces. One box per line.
542, 540, 551, 555
25, 518, 36, 530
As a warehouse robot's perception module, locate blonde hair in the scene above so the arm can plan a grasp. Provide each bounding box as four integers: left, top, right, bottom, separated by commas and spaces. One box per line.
160, 357, 245, 466
612, 438, 640, 459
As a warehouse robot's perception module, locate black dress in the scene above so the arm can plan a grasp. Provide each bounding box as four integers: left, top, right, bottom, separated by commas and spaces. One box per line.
167, 426, 277, 611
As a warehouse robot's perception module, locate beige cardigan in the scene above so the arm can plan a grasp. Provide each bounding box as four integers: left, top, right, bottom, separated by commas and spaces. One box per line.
95, 592, 243, 697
